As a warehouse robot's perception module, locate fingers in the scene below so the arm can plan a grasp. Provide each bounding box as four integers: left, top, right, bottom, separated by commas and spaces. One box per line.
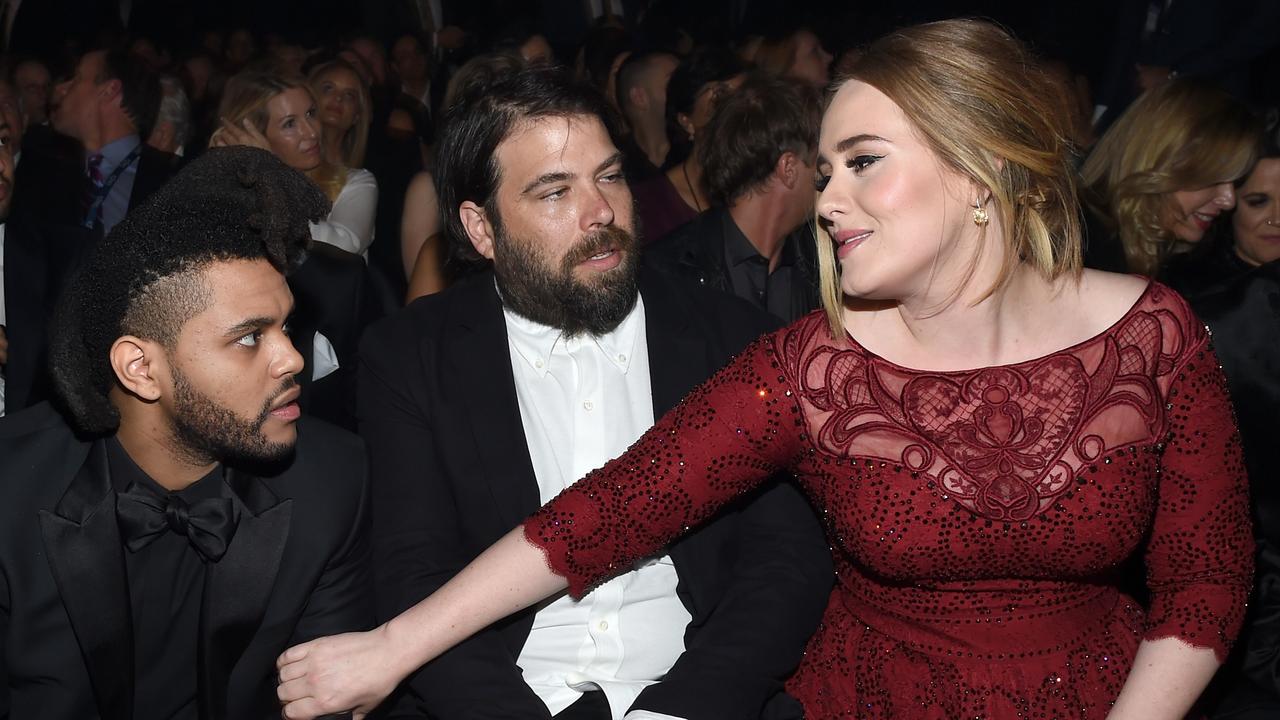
278, 641, 310, 669
277, 675, 311, 704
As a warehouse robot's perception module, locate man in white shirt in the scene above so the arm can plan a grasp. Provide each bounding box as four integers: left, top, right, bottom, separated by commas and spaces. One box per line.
359, 64, 831, 720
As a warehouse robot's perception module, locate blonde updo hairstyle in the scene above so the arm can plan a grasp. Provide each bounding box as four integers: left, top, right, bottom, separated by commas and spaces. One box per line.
216, 71, 348, 202
816, 19, 1083, 336
1081, 80, 1260, 277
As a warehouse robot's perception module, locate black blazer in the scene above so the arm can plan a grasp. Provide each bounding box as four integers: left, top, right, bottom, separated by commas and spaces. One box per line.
361, 268, 833, 720
2, 214, 67, 411
0, 405, 374, 720
646, 207, 821, 323
288, 244, 390, 431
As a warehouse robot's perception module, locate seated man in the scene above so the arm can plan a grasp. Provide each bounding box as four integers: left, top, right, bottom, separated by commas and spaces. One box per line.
647, 72, 822, 323
0, 147, 372, 719
359, 65, 832, 720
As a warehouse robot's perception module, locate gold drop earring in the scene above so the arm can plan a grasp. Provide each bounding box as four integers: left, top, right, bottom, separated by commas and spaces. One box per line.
972, 201, 989, 227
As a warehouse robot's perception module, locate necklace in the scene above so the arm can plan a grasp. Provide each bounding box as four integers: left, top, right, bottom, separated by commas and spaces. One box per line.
681, 161, 704, 212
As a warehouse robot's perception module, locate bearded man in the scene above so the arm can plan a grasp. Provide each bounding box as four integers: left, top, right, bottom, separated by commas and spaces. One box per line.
359, 65, 831, 720
0, 147, 373, 719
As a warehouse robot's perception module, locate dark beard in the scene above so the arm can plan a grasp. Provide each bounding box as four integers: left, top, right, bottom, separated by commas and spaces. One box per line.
170, 367, 297, 466
493, 219, 641, 338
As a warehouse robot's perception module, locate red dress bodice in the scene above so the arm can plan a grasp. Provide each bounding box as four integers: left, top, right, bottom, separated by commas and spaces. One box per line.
526, 282, 1252, 718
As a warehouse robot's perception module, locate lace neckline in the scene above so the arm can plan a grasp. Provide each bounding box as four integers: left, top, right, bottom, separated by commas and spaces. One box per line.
840, 279, 1156, 376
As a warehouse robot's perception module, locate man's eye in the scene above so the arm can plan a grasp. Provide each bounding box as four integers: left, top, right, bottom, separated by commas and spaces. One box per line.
542, 188, 567, 200
236, 331, 261, 347
600, 172, 624, 184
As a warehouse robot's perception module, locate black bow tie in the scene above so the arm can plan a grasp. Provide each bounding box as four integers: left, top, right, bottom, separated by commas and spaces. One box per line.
116, 483, 238, 562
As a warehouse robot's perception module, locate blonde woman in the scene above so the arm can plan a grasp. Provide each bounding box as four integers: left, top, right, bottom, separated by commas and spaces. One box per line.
212, 71, 378, 257
1082, 80, 1260, 276
279, 21, 1250, 720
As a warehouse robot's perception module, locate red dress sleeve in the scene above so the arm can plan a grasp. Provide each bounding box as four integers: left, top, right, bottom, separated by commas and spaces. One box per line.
523, 332, 806, 598
1143, 319, 1254, 660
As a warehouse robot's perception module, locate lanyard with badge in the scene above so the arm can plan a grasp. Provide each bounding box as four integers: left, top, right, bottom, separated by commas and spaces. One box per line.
82, 143, 143, 229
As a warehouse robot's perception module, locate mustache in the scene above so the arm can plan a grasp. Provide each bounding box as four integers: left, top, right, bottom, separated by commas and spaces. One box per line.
562, 225, 636, 268
254, 376, 299, 424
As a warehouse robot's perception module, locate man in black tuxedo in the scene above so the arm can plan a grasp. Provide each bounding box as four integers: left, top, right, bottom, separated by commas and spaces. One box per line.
0, 147, 373, 719
360, 65, 831, 720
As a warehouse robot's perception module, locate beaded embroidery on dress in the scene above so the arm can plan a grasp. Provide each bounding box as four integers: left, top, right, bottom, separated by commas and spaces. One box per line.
526, 281, 1252, 718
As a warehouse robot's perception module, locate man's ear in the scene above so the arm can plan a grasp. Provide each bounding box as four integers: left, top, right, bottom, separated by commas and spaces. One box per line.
676, 111, 695, 141
459, 201, 496, 260
109, 336, 166, 402
98, 77, 123, 106
776, 151, 801, 190
628, 86, 648, 112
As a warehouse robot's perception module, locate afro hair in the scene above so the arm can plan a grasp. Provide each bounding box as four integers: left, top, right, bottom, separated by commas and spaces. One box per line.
49, 146, 329, 435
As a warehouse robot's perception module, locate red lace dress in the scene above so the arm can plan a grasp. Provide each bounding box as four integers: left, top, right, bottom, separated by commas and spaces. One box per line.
525, 282, 1253, 718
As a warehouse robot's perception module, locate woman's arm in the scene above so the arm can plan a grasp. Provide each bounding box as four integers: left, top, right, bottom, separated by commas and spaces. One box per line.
405, 233, 446, 302
277, 527, 564, 720
1106, 639, 1220, 719
1107, 301, 1254, 718
311, 170, 378, 256
277, 331, 807, 718
399, 171, 441, 281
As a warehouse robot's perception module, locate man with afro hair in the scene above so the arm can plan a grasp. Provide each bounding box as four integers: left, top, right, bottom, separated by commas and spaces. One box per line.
0, 146, 373, 719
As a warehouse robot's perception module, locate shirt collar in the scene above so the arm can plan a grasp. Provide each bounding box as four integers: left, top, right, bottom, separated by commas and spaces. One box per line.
106, 436, 224, 502
501, 281, 644, 378
724, 212, 797, 269
91, 134, 143, 172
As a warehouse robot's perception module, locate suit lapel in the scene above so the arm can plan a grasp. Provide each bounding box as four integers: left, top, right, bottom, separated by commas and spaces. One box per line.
640, 272, 709, 417
197, 469, 292, 720
38, 439, 135, 720
445, 274, 542, 526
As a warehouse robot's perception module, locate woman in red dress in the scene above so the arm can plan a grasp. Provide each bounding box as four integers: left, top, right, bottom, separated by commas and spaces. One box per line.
277, 19, 1252, 719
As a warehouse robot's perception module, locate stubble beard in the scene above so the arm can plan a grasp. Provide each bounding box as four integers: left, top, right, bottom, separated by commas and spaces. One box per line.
169, 366, 298, 467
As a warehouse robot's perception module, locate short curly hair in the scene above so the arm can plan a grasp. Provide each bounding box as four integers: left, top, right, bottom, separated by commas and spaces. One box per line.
50, 146, 329, 435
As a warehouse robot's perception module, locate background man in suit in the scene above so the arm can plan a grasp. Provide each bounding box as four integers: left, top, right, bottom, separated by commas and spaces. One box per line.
46, 47, 170, 235
0, 146, 373, 719
358, 65, 830, 720
647, 73, 822, 323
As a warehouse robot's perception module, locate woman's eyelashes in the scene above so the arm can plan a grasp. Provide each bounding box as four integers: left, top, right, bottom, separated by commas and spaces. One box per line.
847, 154, 884, 173
815, 153, 885, 191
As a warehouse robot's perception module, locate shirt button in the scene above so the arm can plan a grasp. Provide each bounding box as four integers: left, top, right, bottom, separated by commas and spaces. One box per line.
598, 620, 609, 631
617, 354, 626, 363
583, 400, 594, 411
535, 359, 544, 369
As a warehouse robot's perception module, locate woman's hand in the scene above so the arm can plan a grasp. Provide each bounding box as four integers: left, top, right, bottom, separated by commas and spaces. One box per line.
276, 623, 413, 720
209, 118, 272, 152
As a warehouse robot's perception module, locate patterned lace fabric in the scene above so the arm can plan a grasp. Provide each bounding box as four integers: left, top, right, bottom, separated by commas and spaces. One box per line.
525, 282, 1253, 718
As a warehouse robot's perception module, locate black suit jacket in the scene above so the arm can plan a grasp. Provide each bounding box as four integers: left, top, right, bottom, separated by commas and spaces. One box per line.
0, 405, 374, 719
2, 214, 62, 412
646, 207, 821, 324
361, 268, 832, 720
288, 244, 391, 431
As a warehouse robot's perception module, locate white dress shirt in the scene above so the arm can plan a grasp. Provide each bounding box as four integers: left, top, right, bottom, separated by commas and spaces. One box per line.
505, 295, 689, 720
309, 168, 377, 258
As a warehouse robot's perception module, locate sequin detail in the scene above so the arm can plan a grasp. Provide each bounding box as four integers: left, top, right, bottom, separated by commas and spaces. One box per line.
524, 282, 1252, 717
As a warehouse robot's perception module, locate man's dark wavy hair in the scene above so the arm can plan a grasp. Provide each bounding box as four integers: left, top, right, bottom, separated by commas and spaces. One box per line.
699, 71, 821, 207
49, 146, 329, 435
434, 63, 617, 269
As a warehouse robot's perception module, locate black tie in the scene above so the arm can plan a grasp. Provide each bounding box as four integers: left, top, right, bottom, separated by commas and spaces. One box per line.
117, 483, 238, 562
